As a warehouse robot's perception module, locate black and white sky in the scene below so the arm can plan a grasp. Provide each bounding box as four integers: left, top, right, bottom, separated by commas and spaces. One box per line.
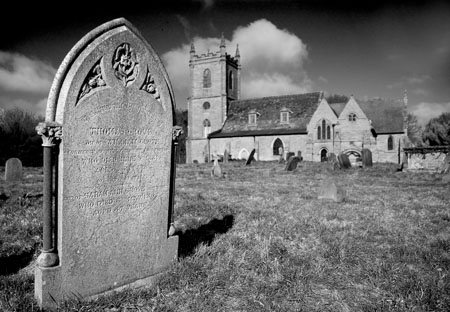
1, 0, 449, 125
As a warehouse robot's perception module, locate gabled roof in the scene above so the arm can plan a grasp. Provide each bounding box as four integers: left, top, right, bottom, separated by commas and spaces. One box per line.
357, 98, 404, 134
209, 92, 322, 138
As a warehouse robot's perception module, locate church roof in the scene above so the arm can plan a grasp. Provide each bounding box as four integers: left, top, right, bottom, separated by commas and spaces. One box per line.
357, 98, 404, 134
209, 92, 322, 138
329, 102, 347, 116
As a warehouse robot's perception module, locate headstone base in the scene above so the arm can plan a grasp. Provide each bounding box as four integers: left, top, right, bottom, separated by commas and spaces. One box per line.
35, 236, 178, 310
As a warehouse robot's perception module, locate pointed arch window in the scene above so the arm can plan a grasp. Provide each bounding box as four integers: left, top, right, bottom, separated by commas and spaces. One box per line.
203, 68, 211, 88
317, 119, 331, 140
273, 138, 284, 155
387, 135, 394, 151
228, 71, 233, 90
203, 119, 211, 138
322, 120, 326, 139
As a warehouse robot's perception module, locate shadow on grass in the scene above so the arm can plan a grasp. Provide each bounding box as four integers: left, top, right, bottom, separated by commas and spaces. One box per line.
0, 251, 34, 275
176, 215, 234, 258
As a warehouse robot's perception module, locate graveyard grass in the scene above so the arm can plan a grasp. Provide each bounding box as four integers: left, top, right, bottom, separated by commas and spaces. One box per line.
1, 161, 450, 311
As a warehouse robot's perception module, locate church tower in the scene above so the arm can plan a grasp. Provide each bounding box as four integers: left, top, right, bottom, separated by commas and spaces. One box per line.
186, 35, 241, 163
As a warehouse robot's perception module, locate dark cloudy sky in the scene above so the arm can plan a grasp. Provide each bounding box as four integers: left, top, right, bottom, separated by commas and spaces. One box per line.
1, 0, 449, 125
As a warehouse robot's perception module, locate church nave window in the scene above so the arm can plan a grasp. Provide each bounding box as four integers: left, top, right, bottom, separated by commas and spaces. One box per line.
317, 119, 331, 140
387, 135, 394, 151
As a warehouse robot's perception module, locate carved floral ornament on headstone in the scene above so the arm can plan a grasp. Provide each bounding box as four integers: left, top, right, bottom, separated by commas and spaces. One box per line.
113, 42, 139, 86
77, 42, 160, 103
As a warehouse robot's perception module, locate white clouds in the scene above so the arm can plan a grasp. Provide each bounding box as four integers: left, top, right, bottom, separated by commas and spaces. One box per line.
162, 19, 311, 106
410, 102, 450, 125
0, 51, 56, 93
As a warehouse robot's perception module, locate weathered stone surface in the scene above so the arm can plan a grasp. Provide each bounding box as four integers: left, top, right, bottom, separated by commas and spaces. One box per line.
5, 158, 23, 182
338, 153, 351, 169
245, 148, 256, 165
318, 180, 346, 202
35, 18, 178, 309
285, 156, 300, 171
361, 148, 373, 167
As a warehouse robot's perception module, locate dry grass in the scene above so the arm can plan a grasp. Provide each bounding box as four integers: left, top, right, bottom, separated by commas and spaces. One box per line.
1, 161, 450, 311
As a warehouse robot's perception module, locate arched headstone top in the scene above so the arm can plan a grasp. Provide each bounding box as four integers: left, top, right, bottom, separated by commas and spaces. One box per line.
46, 18, 175, 123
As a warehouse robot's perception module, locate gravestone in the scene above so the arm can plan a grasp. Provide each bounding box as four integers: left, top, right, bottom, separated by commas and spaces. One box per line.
286, 152, 295, 161
297, 151, 303, 162
338, 153, 351, 169
35, 18, 178, 309
318, 180, 346, 202
4, 158, 22, 182
223, 149, 229, 164
278, 147, 285, 163
245, 148, 256, 166
211, 158, 223, 177
361, 148, 373, 167
328, 153, 337, 163
439, 153, 450, 174
285, 156, 300, 171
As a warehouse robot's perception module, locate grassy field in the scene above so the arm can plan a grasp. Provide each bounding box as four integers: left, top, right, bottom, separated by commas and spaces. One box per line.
1, 161, 449, 311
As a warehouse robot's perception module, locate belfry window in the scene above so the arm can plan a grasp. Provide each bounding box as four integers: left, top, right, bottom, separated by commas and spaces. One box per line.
203, 69, 211, 88
203, 119, 211, 138
228, 71, 233, 90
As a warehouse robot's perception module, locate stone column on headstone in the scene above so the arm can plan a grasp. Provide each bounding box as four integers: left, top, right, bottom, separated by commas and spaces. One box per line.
35, 121, 62, 267
169, 126, 183, 236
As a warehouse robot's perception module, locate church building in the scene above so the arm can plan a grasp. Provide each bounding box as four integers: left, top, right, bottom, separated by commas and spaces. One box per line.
186, 38, 407, 164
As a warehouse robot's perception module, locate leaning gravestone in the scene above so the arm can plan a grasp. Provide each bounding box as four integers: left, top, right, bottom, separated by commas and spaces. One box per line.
245, 148, 256, 165
361, 148, 373, 167
4, 158, 23, 182
285, 156, 300, 171
338, 153, 351, 169
35, 18, 178, 309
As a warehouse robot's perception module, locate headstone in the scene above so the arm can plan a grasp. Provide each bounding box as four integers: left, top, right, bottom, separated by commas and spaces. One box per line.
35, 19, 178, 309
328, 153, 337, 163
278, 147, 285, 163
265, 167, 277, 177
338, 153, 351, 169
297, 151, 303, 162
223, 149, 229, 164
245, 148, 256, 166
439, 153, 450, 174
211, 158, 223, 177
285, 156, 300, 171
4, 158, 22, 182
361, 148, 373, 167
286, 152, 295, 161
318, 180, 346, 202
